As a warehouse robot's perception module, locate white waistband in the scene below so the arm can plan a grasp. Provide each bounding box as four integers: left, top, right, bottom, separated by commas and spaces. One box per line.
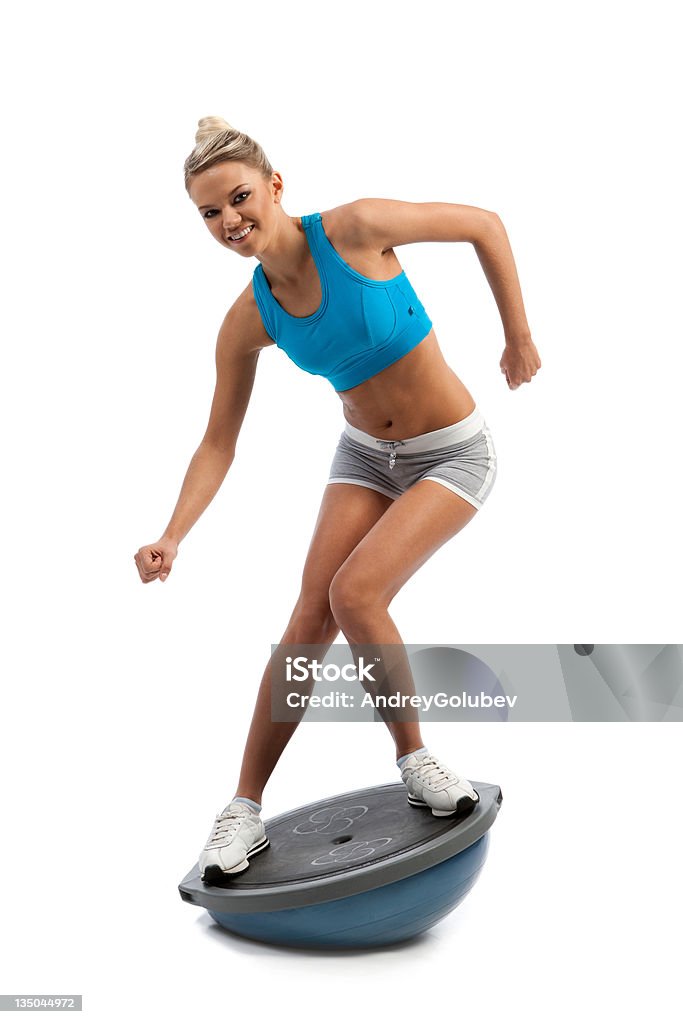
343, 405, 485, 453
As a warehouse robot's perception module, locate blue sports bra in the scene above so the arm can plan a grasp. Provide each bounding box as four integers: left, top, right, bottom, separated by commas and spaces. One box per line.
251, 212, 433, 392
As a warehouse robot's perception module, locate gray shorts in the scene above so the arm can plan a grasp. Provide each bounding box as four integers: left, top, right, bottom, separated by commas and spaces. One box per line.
328, 405, 497, 509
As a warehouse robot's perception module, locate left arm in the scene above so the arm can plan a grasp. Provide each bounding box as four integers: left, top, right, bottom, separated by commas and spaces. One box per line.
346, 198, 541, 390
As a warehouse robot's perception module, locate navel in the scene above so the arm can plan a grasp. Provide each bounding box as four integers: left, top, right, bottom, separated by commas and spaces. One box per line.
384, 420, 393, 428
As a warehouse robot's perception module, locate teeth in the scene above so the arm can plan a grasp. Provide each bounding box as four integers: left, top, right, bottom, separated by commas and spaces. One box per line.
229, 225, 254, 241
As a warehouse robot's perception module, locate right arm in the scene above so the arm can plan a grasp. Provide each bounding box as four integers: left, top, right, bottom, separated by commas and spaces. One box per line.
134, 284, 273, 583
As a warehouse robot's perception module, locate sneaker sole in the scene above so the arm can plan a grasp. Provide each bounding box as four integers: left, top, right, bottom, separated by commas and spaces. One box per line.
201, 835, 270, 885
408, 793, 479, 818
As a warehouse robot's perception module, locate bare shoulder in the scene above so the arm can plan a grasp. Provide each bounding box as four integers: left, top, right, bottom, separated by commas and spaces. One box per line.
321, 200, 384, 252
322, 198, 496, 249
320, 200, 406, 276
218, 279, 275, 356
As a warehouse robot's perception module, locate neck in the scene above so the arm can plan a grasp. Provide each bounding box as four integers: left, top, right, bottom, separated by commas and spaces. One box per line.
255, 211, 310, 286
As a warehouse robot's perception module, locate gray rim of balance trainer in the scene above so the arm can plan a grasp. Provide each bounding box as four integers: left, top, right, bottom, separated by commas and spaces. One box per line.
178, 780, 503, 913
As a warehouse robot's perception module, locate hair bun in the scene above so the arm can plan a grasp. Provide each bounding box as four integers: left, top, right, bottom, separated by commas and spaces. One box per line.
195, 116, 233, 144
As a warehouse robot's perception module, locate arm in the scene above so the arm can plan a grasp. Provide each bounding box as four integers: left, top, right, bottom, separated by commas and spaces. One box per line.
134, 285, 273, 583
345, 198, 541, 389
160, 285, 270, 547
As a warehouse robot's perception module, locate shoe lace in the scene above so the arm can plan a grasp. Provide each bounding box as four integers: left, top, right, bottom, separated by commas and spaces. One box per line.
206, 807, 247, 847
413, 754, 459, 785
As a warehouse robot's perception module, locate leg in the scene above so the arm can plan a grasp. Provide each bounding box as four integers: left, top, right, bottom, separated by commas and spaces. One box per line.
328, 479, 479, 757
234, 482, 394, 803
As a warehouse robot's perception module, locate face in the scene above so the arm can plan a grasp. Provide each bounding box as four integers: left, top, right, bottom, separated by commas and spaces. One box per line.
188, 161, 283, 254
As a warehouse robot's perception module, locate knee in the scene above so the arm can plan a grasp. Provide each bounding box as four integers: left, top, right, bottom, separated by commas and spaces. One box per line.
328, 569, 385, 633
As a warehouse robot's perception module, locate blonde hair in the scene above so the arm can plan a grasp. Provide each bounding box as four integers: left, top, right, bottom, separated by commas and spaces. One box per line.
183, 116, 273, 193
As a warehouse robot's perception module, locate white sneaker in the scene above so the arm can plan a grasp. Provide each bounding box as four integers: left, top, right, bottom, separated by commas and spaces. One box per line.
199, 801, 269, 883
400, 751, 479, 817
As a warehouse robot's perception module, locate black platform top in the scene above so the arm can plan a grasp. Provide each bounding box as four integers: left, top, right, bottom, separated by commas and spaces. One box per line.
179, 780, 502, 913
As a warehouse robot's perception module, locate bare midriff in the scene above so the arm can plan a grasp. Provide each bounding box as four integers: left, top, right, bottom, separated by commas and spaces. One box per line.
337, 329, 477, 440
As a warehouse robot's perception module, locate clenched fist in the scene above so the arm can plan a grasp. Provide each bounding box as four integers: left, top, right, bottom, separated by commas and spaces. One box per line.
500, 337, 541, 390
134, 537, 178, 584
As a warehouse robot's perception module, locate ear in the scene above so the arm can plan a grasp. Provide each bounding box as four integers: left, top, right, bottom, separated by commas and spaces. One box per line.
270, 171, 284, 203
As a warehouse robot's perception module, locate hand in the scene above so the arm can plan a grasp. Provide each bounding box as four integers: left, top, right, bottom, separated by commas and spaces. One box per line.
500, 337, 541, 390
134, 537, 178, 584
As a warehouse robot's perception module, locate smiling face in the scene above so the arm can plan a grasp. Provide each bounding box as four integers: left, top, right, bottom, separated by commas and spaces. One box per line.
188, 161, 283, 254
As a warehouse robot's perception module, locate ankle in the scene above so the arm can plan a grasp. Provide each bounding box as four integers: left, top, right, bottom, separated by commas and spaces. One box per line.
232, 795, 263, 814
396, 745, 428, 768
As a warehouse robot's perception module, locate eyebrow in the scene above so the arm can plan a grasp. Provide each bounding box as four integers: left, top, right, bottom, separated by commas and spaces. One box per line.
198, 184, 249, 210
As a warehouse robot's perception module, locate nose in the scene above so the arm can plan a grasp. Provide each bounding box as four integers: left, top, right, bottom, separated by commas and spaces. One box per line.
223, 210, 242, 233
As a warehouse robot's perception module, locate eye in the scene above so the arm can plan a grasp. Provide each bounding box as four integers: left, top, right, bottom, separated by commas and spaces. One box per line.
203, 192, 250, 219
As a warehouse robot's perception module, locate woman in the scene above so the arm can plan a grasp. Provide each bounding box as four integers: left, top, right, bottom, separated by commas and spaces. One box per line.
134, 117, 541, 884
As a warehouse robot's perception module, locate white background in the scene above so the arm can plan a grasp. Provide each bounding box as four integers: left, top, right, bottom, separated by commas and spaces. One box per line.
1, 0, 681, 1020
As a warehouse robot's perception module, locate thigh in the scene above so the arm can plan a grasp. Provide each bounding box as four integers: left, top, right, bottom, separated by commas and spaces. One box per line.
298, 482, 394, 604
331, 479, 478, 607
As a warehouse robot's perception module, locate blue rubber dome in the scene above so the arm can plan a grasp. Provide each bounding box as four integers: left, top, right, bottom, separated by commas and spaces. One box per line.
179, 780, 502, 950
